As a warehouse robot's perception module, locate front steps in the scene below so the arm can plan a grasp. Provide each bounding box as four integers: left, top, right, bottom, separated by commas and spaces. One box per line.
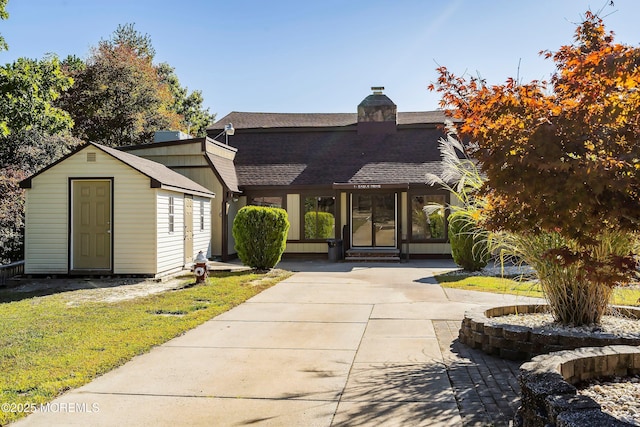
345, 248, 401, 262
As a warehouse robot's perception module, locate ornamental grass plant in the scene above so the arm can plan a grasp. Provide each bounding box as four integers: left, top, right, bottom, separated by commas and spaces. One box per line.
492, 231, 639, 325
425, 132, 489, 271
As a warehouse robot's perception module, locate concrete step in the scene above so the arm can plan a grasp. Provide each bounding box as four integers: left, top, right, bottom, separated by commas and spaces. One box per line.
344, 248, 401, 262
344, 256, 401, 263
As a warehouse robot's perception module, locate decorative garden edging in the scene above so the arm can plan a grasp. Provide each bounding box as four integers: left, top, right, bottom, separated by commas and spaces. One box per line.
459, 305, 640, 361
515, 345, 640, 426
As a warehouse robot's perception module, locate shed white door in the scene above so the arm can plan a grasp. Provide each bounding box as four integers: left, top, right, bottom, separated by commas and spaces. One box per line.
72, 180, 112, 271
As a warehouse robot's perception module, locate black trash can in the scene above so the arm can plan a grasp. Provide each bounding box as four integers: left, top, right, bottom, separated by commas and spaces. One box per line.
327, 239, 343, 262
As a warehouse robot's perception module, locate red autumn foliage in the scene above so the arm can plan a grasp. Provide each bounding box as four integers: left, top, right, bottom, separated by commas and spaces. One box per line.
429, 11, 640, 285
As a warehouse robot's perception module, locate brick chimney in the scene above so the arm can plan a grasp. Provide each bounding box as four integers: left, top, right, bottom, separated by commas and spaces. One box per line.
357, 86, 397, 135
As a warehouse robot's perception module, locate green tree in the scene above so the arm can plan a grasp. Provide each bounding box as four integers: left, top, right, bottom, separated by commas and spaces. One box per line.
58, 24, 182, 146
430, 11, 640, 325
109, 23, 155, 60
0, 56, 73, 141
0, 0, 9, 52
157, 63, 215, 137
0, 53, 78, 264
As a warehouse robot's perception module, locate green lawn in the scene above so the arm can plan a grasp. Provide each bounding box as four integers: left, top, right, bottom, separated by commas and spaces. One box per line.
435, 273, 640, 307
0, 270, 291, 425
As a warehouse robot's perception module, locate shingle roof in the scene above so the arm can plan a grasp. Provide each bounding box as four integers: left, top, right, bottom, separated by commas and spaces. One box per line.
209, 110, 448, 130
21, 142, 215, 197
227, 127, 447, 187
94, 143, 216, 197
206, 153, 240, 193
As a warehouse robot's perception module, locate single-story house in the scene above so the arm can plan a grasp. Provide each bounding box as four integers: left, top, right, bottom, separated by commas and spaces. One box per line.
20, 142, 215, 277
206, 87, 452, 260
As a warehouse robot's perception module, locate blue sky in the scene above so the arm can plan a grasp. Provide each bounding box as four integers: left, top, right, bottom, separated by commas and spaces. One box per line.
3, 0, 639, 119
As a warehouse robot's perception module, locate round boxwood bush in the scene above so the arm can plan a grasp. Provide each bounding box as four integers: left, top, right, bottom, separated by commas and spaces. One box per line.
449, 214, 490, 271
232, 206, 290, 270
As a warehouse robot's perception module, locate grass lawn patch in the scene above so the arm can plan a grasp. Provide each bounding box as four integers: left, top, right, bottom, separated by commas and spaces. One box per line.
435, 273, 640, 307
435, 274, 544, 299
0, 269, 291, 425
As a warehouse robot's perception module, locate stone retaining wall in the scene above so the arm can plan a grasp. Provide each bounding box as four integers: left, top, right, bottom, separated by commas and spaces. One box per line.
515, 345, 640, 427
459, 305, 640, 361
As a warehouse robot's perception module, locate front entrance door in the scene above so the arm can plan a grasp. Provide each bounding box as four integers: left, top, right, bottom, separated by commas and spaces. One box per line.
351, 193, 397, 247
72, 180, 112, 271
184, 195, 193, 265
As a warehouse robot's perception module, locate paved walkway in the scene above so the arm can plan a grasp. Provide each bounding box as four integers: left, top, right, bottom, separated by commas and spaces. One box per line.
13, 259, 540, 427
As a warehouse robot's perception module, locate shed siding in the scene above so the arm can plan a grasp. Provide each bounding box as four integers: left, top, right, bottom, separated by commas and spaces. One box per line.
172, 167, 223, 257
24, 148, 156, 275
192, 197, 212, 259
24, 186, 69, 274
157, 191, 184, 274
113, 175, 156, 275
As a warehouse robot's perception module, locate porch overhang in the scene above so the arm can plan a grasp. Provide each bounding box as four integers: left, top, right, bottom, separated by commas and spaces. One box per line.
332, 183, 409, 190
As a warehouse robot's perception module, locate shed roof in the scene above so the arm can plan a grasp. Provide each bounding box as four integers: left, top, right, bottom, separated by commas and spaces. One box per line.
21, 142, 216, 198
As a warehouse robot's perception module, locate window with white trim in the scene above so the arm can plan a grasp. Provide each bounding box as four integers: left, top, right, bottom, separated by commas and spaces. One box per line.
199, 200, 205, 231
168, 196, 175, 233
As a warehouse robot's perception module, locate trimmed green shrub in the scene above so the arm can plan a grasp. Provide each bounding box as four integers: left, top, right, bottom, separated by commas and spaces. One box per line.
304, 211, 334, 239
232, 206, 290, 270
448, 213, 490, 271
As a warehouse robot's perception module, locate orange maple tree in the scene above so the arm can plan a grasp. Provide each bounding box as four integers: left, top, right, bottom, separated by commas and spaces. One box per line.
429, 11, 640, 323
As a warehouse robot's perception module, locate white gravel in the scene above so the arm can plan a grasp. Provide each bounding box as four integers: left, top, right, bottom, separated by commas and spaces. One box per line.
579, 375, 640, 426
486, 312, 640, 338
487, 312, 640, 425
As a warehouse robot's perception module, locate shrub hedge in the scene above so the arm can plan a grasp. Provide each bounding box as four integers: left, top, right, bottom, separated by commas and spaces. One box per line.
232, 206, 290, 270
448, 214, 489, 271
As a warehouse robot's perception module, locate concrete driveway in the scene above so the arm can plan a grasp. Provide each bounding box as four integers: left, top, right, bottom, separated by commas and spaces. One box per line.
12, 259, 540, 426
